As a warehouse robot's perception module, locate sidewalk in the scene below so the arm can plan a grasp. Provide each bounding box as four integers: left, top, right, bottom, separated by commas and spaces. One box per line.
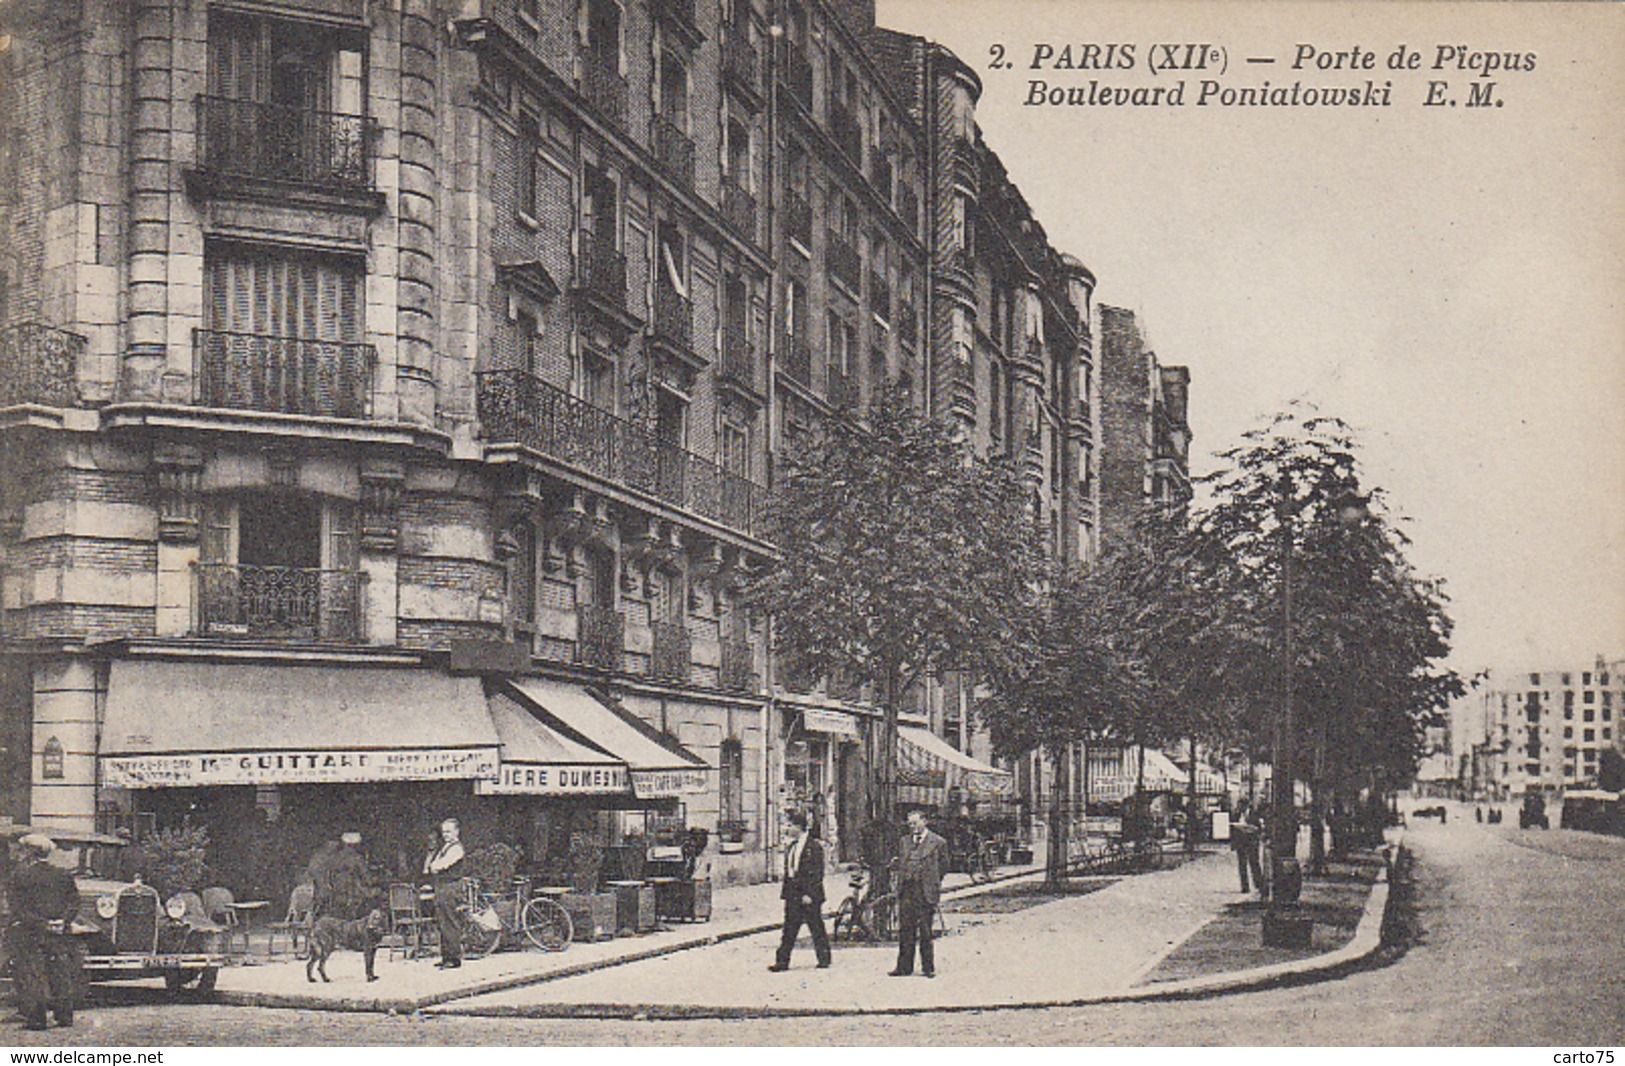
435, 848, 1246, 1018
214, 859, 1046, 1013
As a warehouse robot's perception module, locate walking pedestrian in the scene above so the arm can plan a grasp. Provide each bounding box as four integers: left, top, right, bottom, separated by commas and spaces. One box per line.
1230, 800, 1264, 894
422, 818, 466, 969
768, 810, 830, 972
6, 835, 83, 1030
889, 810, 945, 978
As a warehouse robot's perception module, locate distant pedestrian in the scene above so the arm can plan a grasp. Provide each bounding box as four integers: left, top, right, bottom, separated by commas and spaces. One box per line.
890, 810, 945, 978
422, 818, 466, 969
768, 810, 830, 972
1230, 801, 1264, 894
6, 835, 83, 1030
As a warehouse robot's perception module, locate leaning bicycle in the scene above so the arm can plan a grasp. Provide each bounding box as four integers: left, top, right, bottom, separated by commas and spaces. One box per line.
455, 877, 574, 956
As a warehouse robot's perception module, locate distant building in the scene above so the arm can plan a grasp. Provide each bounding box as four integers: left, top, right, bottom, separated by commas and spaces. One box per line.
1095, 305, 1191, 554
1465, 657, 1624, 794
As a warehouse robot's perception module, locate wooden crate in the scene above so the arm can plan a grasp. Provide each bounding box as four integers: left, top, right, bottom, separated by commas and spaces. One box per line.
653, 877, 712, 922
561, 891, 618, 942
609, 881, 656, 935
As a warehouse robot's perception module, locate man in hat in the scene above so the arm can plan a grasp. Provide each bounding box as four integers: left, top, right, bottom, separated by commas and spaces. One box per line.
422, 819, 465, 969
6, 834, 82, 1029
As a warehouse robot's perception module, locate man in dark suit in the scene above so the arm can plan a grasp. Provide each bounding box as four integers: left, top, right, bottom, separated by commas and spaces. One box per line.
769, 810, 830, 971
891, 809, 946, 978
7, 834, 83, 1029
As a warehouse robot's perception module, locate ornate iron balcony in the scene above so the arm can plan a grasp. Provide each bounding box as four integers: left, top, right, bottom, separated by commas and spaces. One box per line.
653, 284, 694, 354
196, 96, 376, 192
582, 54, 628, 127
723, 34, 762, 102
784, 191, 812, 250
782, 333, 811, 387
578, 603, 625, 671
827, 101, 863, 166
653, 114, 695, 187
826, 231, 861, 292
651, 621, 692, 683
476, 370, 768, 536
196, 564, 362, 643
577, 230, 627, 308
720, 636, 757, 693
826, 364, 855, 409
721, 177, 757, 241
194, 329, 373, 419
0, 323, 86, 408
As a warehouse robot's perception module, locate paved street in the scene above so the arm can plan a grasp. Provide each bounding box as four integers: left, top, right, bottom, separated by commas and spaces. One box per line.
9, 812, 1621, 1045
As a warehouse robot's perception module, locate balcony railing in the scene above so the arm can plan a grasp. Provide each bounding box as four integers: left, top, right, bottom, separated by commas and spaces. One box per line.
782, 333, 811, 387
785, 191, 812, 250
653, 114, 695, 187
826, 364, 854, 409
720, 326, 758, 395
723, 34, 762, 99
578, 604, 625, 671
195, 329, 373, 419
0, 323, 86, 408
577, 230, 627, 308
720, 637, 758, 693
651, 621, 692, 683
653, 284, 694, 354
868, 269, 891, 320
196, 95, 376, 192
721, 176, 756, 240
783, 44, 813, 109
477, 370, 768, 536
582, 54, 628, 127
827, 101, 863, 166
196, 564, 362, 643
826, 231, 860, 292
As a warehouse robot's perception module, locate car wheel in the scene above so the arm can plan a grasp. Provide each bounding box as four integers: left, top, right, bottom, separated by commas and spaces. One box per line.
163, 969, 196, 998
193, 968, 218, 1000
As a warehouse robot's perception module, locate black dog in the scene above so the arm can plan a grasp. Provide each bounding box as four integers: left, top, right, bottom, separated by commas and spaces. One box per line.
306, 909, 386, 983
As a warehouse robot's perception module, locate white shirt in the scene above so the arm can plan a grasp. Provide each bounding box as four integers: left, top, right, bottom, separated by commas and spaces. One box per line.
786, 836, 804, 879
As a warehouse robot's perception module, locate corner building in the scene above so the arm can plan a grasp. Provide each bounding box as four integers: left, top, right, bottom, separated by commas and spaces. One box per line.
0, 0, 1136, 884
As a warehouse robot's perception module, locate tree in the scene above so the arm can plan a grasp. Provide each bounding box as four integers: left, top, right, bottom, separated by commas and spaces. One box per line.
748, 387, 1045, 877
1195, 406, 1463, 864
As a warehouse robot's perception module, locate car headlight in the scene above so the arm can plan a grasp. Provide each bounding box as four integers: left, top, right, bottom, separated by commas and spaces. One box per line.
95, 895, 117, 920
165, 898, 187, 920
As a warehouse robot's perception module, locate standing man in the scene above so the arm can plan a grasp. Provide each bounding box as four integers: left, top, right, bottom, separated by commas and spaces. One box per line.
890, 810, 945, 978
422, 818, 466, 969
1230, 800, 1264, 894
7, 835, 82, 1030
768, 810, 830, 972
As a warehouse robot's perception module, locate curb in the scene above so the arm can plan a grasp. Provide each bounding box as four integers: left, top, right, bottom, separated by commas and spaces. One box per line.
215, 858, 1067, 1014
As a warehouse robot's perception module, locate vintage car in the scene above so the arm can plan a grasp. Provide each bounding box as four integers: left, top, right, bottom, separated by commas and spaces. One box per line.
0, 824, 227, 999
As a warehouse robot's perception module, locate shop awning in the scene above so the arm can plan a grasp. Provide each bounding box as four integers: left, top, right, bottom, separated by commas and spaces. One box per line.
476, 691, 629, 796
899, 724, 1016, 800
503, 678, 710, 800
99, 659, 499, 788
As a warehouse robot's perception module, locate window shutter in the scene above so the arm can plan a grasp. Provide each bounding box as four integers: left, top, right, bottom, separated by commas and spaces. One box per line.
201, 499, 237, 565
324, 500, 359, 572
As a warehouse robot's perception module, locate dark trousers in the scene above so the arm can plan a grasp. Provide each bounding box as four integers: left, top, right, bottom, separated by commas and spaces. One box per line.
894, 884, 934, 975
8, 922, 82, 1025
1234, 840, 1264, 892
433, 882, 462, 964
774, 897, 831, 967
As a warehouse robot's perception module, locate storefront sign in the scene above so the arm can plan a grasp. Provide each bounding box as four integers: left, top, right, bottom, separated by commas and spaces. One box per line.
475, 763, 630, 796
630, 768, 711, 799
800, 709, 861, 740
101, 747, 500, 788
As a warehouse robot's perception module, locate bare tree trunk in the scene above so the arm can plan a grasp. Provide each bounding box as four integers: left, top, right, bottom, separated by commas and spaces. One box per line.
875, 662, 901, 894
1186, 734, 1199, 854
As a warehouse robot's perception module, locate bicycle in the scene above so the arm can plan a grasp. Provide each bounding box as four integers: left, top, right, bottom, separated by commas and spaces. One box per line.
453, 877, 574, 956
830, 864, 945, 942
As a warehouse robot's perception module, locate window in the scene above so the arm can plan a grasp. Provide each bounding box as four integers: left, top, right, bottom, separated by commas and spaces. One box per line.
1583, 729, 1595, 743
1564, 726, 1573, 739
656, 388, 687, 449
206, 247, 363, 343
517, 109, 540, 221
657, 221, 688, 297
1584, 706, 1595, 723
516, 310, 540, 377
785, 278, 807, 343
725, 116, 751, 185
580, 545, 615, 608
989, 362, 1004, 451
1583, 671, 1593, 686
508, 521, 538, 628
659, 52, 689, 126
1529, 673, 1541, 686
586, 0, 623, 70
719, 739, 745, 827
721, 422, 750, 480
1562, 673, 1572, 686
583, 164, 619, 247
582, 350, 615, 411
1584, 690, 1595, 703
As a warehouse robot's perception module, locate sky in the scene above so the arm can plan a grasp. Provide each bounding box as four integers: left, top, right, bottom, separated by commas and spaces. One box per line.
880, 0, 1625, 675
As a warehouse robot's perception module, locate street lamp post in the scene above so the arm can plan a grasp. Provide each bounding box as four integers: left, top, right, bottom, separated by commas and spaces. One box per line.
1264, 477, 1368, 945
